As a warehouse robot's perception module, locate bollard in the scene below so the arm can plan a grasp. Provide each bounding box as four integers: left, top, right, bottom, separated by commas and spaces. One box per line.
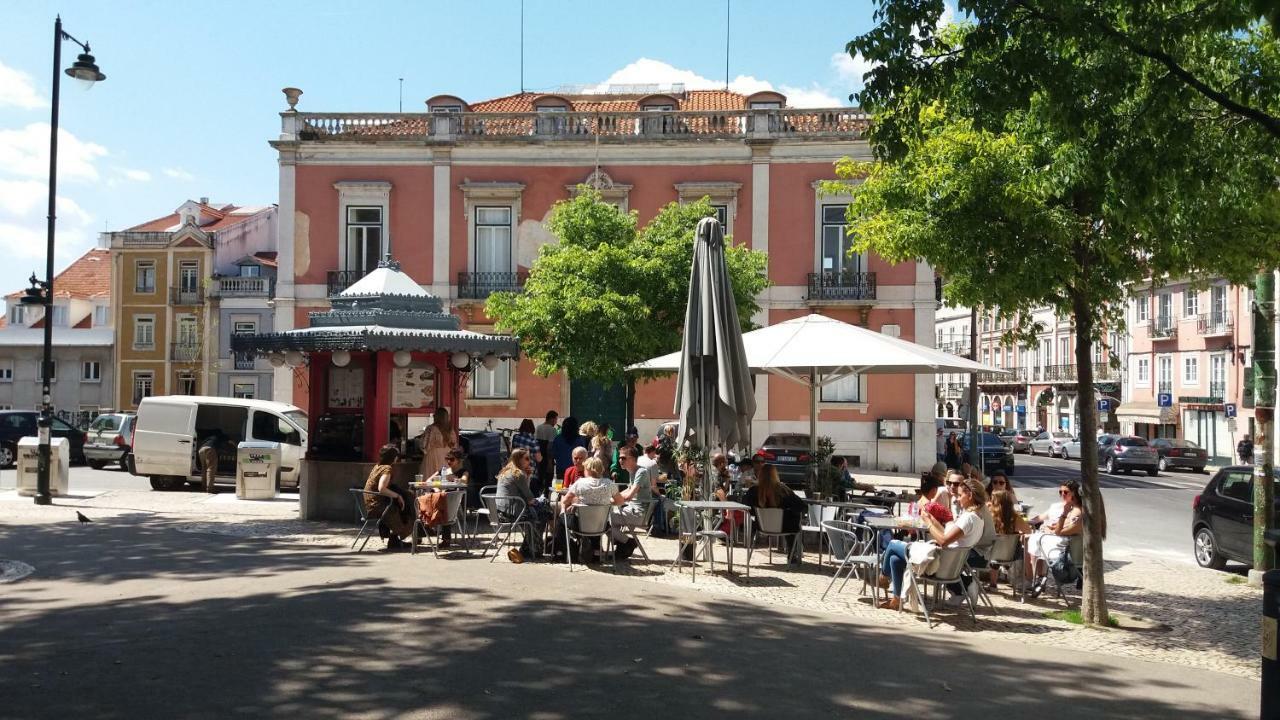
1265, 563, 1280, 720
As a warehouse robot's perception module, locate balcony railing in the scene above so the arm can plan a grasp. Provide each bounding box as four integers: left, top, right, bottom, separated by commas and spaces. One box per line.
293, 108, 871, 144
977, 367, 1027, 384
457, 271, 529, 300
1197, 311, 1233, 336
109, 230, 217, 247
805, 271, 877, 303
1042, 364, 1077, 383
940, 382, 968, 398
169, 287, 205, 305
1209, 381, 1227, 400
1149, 317, 1177, 340
211, 276, 273, 298
171, 343, 201, 362
1157, 381, 1173, 395
938, 341, 971, 356
233, 353, 256, 370
327, 270, 366, 296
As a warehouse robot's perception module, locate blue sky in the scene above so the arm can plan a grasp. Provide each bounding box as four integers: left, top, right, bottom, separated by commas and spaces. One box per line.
0, 0, 892, 295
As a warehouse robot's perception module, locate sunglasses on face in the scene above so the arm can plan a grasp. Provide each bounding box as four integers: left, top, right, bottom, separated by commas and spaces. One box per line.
993, 480, 1007, 486
1059, 489, 1071, 496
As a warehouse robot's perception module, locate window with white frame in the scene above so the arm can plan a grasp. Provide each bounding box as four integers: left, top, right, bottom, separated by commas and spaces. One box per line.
820, 204, 861, 275
345, 207, 383, 276
133, 316, 155, 349
710, 204, 729, 229
472, 359, 512, 399
1210, 285, 1227, 319
238, 264, 261, 277
232, 382, 256, 399
9, 305, 24, 325
1182, 354, 1198, 385
50, 305, 68, 327
1058, 337, 1070, 365
1157, 293, 1172, 325
820, 374, 863, 403
36, 360, 56, 382
1136, 357, 1150, 384
0, 360, 12, 382
93, 305, 109, 327
1135, 295, 1149, 323
474, 206, 513, 275
135, 260, 156, 293
177, 373, 197, 396
749, 101, 782, 110
82, 361, 101, 382
1183, 290, 1199, 317
1157, 355, 1173, 389
132, 371, 154, 405
178, 260, 200, 294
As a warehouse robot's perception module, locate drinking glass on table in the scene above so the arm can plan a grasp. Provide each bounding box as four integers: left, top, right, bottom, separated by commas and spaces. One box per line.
553, 478, 564, 492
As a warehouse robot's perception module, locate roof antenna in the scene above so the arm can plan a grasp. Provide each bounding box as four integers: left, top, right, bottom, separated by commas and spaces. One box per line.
724, 0, 731, 91
398, 77, 404, 113
520, 0, 526, 93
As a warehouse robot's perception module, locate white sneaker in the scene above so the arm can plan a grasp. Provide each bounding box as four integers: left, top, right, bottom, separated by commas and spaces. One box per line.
944, 593, 967, 608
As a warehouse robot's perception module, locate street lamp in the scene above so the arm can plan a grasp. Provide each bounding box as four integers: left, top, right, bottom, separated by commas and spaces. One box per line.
32, 16, 105, 506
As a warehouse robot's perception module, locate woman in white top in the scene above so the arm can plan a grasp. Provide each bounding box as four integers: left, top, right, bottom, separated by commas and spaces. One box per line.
1024, 480, 1084, 595
878, 476, 987, 610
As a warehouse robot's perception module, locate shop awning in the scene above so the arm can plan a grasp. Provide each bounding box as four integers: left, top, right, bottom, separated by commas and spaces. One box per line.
1115, 401, 1165, 421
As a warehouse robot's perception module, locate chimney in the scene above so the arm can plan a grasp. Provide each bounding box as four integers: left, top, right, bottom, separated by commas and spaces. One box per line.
200, 196, 209, 205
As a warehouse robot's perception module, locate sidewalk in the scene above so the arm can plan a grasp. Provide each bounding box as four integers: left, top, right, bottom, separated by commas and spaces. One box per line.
0, 486, 1263, 683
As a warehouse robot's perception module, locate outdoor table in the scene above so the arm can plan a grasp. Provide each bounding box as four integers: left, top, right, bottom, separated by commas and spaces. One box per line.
864, 514, 929, 566
675, 500, 752, 575
410, 481, 470, 547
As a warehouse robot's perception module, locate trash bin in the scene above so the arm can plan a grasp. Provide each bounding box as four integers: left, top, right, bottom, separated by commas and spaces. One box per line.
458, 430, 503, 508
16, 436, 69, 497
235, 441, 280, 500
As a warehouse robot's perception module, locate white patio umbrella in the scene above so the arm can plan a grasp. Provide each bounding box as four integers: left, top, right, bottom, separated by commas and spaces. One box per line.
634, 313, 1001, 462
674, 217, 756, 493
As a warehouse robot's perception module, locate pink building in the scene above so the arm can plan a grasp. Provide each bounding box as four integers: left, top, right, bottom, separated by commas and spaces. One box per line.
269, 86, 936, 471
1122, 279, 1255, 461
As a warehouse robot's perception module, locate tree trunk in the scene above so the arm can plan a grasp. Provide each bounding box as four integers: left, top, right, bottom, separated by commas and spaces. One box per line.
1070, 288, 1109, 625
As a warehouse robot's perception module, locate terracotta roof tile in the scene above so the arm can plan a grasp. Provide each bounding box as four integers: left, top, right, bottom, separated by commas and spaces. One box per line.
125, 203, 269, 234
6, 249, 112, 300
252, 251, 278, 268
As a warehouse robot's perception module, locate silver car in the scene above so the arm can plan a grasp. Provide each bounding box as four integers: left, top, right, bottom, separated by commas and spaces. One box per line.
1029, 431, 1073, 458
997, 428, 1032, 453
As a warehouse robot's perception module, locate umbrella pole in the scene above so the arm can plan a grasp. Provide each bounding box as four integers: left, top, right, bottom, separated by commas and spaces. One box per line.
810, 367, 818, 489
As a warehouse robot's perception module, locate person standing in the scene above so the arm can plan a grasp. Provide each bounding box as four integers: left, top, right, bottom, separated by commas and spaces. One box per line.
511, 419, 543, 493
535, 411, 558, 486
422, 407, 457, 481
198, 430, 226, 494
944, 431, 962, 470
1238, 435, 1254, 465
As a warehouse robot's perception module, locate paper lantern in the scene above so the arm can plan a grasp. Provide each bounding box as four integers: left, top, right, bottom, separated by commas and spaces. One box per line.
449, 352, 472, 370
268, 354, 285, 368
284, 350, 304, 367
331, 350, 351, 367
393, 350, 412, 367
481, 353, 500, 371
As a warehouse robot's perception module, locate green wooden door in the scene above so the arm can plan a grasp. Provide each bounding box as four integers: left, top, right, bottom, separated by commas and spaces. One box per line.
569, 378, 627, 436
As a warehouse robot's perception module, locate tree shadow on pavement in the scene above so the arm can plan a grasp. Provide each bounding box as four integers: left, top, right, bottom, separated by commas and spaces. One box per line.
0, 523, 1257, 720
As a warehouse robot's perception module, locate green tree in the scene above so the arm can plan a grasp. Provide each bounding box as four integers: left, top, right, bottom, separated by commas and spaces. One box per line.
839, 4, 1280, 624
486, 188, 769, 384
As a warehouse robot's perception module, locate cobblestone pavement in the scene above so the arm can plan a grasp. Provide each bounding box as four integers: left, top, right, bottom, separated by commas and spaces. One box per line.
0, 488, 1262, 680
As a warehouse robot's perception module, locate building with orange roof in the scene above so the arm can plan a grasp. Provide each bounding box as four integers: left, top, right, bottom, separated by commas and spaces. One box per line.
105, 200, 277, 410
268, 84, 937, 471
0, 248, 116, 429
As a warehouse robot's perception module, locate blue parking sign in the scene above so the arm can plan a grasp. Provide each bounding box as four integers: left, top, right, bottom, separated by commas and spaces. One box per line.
1157, 393, 1172, 408
1225, 403, 1237, 418
1098, 398, 1111, 412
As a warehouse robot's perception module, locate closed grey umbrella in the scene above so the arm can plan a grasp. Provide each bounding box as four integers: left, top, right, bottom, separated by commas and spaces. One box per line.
675, 217, 756, 496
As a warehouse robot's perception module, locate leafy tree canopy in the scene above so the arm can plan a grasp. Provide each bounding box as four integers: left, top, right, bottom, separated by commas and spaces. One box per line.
486, 188, 769, 383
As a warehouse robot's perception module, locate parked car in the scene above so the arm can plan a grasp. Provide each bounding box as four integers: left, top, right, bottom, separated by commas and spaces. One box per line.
1099, 435, 1158, 475
1149, 438, 1208, 473
1029, 431, 1073, 457
997, 428, 1032, 453
1192, 466, 1280, 569
83, 412, 137, 471
959, 431, 1015, 475
0, 410, 86, 467
1058, 435, 1083, 461
755, 433, 814, 488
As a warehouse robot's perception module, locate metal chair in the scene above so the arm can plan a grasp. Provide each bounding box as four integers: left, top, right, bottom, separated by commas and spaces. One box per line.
802, 504, 841, 566
986, 534, 1025, 602
670, 505, 727, 582
412, 490, 468, 557
611, 500, 657, 561
565, 504, 613, 572
349, 488, 391, 552
905, 546, 975, 628
472, 484, 498, 538
480, 493, 532, 563
1044, 533, 1085, 604
820, 520, 879, 601
754, 507, 800, 564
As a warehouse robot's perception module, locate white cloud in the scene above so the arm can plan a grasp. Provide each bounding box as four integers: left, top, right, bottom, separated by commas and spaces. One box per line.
590, 58, 846, 108
831, 51, 876, 91
0, 61, 46, 110
163, 167, 195, 181
115, 167, 152, 182
0, 222, 93, 265
0, 123, 108, 182
0, 180, 92, 226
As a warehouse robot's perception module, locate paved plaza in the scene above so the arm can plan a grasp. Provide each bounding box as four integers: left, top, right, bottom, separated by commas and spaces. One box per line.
0, 484, 1263, 719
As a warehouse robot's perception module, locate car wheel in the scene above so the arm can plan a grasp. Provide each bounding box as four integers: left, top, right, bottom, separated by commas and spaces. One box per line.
1158, 457, 1168, 472
1030, 445, 1037, 456
124, 454, 136, 475
1061, 448, 1070, 461
0, 443, 13, 468
1193, 526, 1227, 569
88, 460, 107, 470
1104, 457, 1116, 474
149, 475, 180, 491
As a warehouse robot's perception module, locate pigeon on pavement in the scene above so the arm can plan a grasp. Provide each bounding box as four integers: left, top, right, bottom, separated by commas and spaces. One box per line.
76, 512, 92, 523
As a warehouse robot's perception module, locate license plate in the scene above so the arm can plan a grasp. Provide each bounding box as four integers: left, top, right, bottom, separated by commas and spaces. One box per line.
776, 455, 796, 462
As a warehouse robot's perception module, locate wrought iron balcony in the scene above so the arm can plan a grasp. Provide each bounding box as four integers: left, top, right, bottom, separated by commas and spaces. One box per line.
978, 367, 1027, 384
805, 271, 877, 303
1209, 381, 1228, 400
233, 352, 256, 370
457, 271, 529, 300
1148, 317, 1177, 340
1043, 364, 1078, 383
169, 287, 205, 305
211, 276, 273, 298
327, 270, 366, 296
938, 341, 971, 356
1197, 311, 1233, 337
940, 382, 968, 398
171, 343, 201, 362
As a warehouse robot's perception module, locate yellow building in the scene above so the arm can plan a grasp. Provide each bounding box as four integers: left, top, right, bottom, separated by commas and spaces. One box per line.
107, 200, 268, 409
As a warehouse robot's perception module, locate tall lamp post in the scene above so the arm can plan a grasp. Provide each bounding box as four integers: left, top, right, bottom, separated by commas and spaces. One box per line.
27, 16, 105, 506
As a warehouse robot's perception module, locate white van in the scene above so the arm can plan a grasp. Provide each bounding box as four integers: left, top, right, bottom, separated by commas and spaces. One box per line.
133, 395, 308, 491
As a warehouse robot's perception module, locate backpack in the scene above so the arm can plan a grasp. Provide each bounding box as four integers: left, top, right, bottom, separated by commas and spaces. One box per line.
1049, 544, 1078, 584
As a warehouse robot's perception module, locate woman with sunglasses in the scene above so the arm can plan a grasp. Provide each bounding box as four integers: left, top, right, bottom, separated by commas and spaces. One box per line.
1024, 480, 1084, 596
985, 471, 1017, 505
878, 476, 987, 611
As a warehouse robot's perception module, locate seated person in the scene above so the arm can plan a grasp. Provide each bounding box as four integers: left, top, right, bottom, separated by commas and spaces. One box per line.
612, 446, 656, 558
985, 470, 1017, 505
561, 446, 588, 488
985, 488, 1032, 589
831, 455, 876, 494
916, 473, 954, 524
878, 476, 987, 610
495, 448, 550, 562
363, 444, 415, 551
423, 448, 469, 546
742, 465, 808, 564
554, 458, 638, 561
1025, 480, 1085, 596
